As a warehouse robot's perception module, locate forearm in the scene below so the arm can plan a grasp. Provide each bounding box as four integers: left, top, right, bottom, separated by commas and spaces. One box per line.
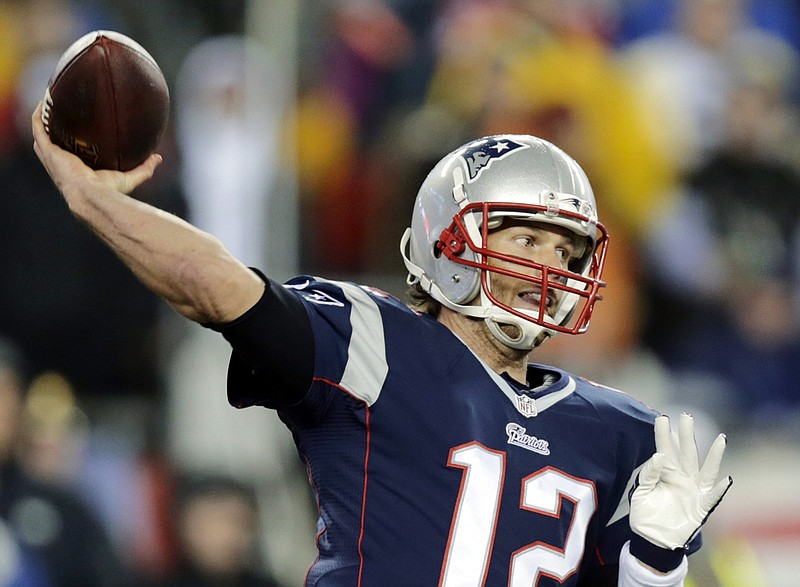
32, 101, 263, 324
65, 183, 263, 323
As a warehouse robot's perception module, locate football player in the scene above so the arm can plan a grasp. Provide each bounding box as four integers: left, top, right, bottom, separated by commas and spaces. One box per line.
32, 103, 731, 587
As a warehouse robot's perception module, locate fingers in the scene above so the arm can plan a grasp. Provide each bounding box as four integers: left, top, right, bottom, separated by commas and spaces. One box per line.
678, 413, 700, 474
32, 102, 48, 156
653, 415, 669, 453
698, 433, 728, 491
32, 102, 60, 183
123, 154, 162, 193
703, 475, 733, 514
636, 452, 665, 493
654, 413, 703, 475
655, 413, 731, 498
31, 101, 50, 145
31, 101, 81, 178
96, 153, 163, 195
653, 415, 677, 462
31, 100, 42, 128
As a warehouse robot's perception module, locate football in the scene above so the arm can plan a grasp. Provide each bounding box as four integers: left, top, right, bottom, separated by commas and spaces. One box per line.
42, 30, 170, 171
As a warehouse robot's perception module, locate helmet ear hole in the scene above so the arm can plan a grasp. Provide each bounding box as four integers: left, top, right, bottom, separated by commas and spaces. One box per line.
568, 246, 591, 274
433, 242, 444, 259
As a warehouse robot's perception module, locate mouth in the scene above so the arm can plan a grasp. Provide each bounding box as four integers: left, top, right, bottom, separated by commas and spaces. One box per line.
517, 288, 556, 311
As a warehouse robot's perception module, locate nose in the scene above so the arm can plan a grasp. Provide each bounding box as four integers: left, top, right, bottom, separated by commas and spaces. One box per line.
506, 249, 565, 292
521, 246, 569, 290
521, 243, 565, 275
537, 244, 566, 269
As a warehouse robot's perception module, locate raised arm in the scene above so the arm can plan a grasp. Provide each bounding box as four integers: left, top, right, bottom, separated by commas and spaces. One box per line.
31, 102, 264, 324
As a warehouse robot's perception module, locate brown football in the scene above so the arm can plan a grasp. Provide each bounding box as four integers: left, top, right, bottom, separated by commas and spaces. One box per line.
42, 30, 170, 171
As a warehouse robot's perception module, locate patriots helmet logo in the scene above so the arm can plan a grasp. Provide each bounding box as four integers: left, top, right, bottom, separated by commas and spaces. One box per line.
460, 137, 528, 182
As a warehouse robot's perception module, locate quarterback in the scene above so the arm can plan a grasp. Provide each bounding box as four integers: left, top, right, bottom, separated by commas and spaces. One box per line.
32, 104, 731, 586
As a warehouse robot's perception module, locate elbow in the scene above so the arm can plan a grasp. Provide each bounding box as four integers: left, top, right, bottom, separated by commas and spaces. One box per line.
173, 254, 232, 323
172, 243, 260, 324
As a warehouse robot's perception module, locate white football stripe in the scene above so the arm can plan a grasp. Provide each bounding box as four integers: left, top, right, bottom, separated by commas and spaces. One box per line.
332, 281, 389, 406
606, 462, 645, 527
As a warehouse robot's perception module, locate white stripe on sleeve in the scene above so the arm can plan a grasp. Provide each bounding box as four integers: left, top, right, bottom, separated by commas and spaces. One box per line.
334, 281, 389, 406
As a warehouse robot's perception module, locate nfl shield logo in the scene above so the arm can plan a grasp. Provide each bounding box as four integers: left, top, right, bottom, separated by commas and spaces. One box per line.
515, 394, 538, 418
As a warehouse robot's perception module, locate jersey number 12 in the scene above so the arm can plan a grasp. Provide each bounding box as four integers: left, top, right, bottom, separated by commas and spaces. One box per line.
439, 442, 597, 587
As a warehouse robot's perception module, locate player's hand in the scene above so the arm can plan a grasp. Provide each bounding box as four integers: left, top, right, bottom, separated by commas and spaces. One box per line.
630, 413, 732, 551
31, 101, 161, 199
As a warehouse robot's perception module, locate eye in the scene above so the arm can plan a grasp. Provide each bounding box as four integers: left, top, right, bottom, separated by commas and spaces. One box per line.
513, 236, 534, 247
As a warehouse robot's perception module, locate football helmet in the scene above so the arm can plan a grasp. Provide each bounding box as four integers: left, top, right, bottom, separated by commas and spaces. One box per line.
401, 134, 609, 349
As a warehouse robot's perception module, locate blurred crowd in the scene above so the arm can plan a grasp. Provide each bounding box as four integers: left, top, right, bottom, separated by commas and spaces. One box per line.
1, 0, 800, 585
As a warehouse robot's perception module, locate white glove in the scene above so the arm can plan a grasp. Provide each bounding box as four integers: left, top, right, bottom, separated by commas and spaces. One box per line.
630, 413, 732, 551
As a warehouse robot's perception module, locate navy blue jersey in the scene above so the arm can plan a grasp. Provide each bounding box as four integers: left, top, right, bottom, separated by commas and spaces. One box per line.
230, 276, 663, 587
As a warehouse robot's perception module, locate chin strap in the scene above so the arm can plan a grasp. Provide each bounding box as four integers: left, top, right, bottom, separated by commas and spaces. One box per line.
479, 272, 555, 350
485, 314, 553, 350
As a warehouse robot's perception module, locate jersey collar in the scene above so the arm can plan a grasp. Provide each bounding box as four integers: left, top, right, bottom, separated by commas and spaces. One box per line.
461, 341, 576, 418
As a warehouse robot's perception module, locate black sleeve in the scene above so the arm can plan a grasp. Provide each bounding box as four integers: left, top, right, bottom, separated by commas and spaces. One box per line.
577, 564, 618, 587
205, 272, 315, 408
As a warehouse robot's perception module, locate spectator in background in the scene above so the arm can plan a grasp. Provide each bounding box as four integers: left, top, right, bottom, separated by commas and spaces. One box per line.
618, 0, 798, 174
12, 369, 152, 578
614, 0, 800, 53
150, 474, 282, 587
642, 34, 800, 432
0, 336, 126, 587
0, 337, 50, 587
293, 0, 441, 273
16, 372, 90, 488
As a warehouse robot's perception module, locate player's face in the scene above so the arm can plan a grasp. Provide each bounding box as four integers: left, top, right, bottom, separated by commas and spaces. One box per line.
484, 219, 580, 319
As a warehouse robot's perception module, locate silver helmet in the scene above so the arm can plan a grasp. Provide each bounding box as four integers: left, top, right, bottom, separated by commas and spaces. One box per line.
401, 134, 609, 349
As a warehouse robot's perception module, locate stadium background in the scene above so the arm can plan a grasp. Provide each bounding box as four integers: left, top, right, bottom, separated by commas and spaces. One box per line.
0, 0, 799, 585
